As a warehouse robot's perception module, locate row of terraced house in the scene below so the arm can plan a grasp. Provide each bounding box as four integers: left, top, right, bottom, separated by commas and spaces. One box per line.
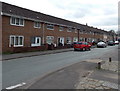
0, 2, 117, 53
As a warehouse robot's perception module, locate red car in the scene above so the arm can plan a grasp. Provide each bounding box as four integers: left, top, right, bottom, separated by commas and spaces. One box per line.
73, 42, 91, 51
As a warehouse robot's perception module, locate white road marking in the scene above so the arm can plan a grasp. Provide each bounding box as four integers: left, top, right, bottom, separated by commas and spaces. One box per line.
6, 82, 26, 89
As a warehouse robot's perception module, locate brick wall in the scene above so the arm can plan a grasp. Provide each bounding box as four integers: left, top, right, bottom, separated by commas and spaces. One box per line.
2, 15, 109, 53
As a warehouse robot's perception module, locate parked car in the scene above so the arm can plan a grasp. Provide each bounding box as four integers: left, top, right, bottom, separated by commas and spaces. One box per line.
108, 41, 115, 46
114, 41, 119, 45
97, 42, 107, 48
73, 42, 91, 51
71, 42, 77, 47
118, 38, 120, 42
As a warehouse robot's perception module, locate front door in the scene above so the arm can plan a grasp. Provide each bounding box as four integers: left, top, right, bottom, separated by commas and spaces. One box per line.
58, 37, 64, 46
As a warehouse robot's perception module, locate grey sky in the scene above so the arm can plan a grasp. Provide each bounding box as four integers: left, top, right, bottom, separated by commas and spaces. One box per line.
1, 0, 119, 31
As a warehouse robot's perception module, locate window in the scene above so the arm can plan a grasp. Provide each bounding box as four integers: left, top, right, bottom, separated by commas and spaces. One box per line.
9, 35, 24, 47
85, 31, 88, 34
66, 37, 72, 44
20, 19, 24, 25
47, 24, 54, 30
73, 37, 78, 42
58, 37, 64, 46
59, 26, 64, 31
46, 36, 54, 44
80, 30, 83, 34
16, 18, 19, 25
89, 31, 92, 34
94, 32, 96, 35
79, 38, 84, 41
34, 22, 41, 28
75, 29, 77, 33
67, 28, 72, 32
11, 17, 15, 24
31, 37, 41, 46
79, 38, 83, 41
10, 17, 24, 26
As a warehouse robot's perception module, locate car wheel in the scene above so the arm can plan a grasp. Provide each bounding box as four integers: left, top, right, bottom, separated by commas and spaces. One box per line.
82, 48, 86, 51
88, 48, 91, 51
74, 49, 77, 51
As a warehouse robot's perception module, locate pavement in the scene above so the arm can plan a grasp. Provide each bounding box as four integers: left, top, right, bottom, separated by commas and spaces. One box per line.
2, 45, 97, 61
2, 48, 73, 61
76, 60, 119, 89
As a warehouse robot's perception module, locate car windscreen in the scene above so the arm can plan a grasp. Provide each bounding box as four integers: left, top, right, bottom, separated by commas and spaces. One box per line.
109, 41, 113, 43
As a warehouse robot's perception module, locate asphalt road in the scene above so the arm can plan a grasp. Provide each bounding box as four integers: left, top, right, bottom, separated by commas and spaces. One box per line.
2, 45, 119, 89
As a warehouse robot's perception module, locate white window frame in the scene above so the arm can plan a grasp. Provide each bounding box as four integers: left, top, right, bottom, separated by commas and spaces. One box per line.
88, 38, 92, 42
9, 35, 24, 47
47, 24, 54, 30
31, 37, 41, 47
66, 37, 72, 44
59, 26, 64, 31
79, 37, 84, 41
75, 29, 77, 33
80, 30, 83, 34
58, 37, 64, 46
10, 17, 24, 26
67, 28, 72, 32
46, 36, 54, 44
73, 37, 78, 42
34, 21, 41, 28
85, 31, 88, 34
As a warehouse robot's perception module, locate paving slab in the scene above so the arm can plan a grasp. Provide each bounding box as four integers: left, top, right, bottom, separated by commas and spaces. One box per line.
77, 59, 119, 90
89, 70, 118, 84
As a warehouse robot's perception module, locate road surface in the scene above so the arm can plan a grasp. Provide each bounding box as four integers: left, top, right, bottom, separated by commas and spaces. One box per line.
2, 45, 118, 89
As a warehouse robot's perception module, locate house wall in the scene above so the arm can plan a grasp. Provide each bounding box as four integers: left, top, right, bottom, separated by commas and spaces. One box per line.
2, 16, 43, 52
2, 15, 113, 53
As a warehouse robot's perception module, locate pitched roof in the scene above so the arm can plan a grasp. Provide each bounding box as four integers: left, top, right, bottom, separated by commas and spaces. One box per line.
1, 2, 108, 33
2, 2, 85, 29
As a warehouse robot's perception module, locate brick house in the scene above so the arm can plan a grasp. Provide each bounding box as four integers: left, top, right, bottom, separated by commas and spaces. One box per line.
0, 2, 113, 53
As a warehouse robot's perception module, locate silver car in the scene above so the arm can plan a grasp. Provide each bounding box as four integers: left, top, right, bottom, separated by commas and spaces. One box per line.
97, 42, 107, 48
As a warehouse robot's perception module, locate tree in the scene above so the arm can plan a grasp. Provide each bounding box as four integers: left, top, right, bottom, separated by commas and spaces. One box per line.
109, 30, 115, 34
109, 30, 116, 41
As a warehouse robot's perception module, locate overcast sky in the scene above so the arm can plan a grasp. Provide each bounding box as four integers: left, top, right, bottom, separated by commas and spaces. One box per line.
1, 0, 119, 31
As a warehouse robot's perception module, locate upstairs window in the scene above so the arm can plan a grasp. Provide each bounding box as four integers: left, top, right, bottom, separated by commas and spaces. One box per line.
75, 29, 77, 33
67, 28, 72, 32
79, 30, 83, 34
34, 22, 41, 28
47, 24, 54, 30
10, 17, 24, 26
84, 31, 88, 34
59, 26, 64, 31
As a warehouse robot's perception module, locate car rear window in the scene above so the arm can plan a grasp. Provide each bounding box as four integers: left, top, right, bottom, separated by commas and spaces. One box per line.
75, 42, 82, 44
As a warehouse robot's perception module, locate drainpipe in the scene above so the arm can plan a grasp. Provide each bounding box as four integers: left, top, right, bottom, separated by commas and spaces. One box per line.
42, 23, 45, 44
78, 29, 79, 42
